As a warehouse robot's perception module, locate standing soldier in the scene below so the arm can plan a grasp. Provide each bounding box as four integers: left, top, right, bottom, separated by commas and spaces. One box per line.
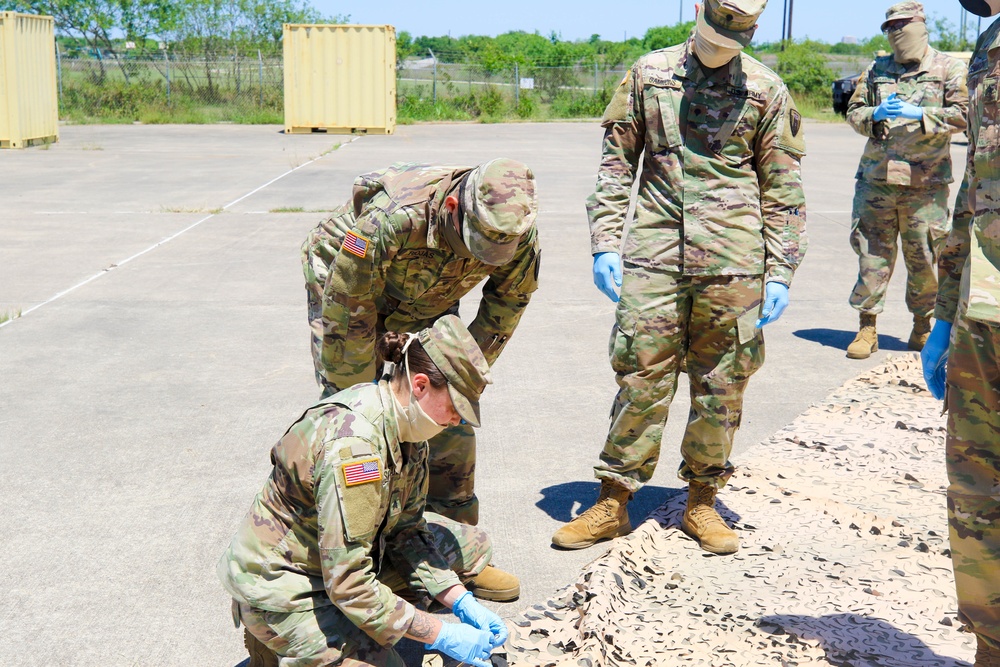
844, 1, 968, 359
552, 0, 807, 555
923, 0, 1000, 664
301, 159, 540, 600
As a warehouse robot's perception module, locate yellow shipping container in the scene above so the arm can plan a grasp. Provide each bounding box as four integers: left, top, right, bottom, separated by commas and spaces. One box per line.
0, 12, 58, 149
283, 24, 396, 136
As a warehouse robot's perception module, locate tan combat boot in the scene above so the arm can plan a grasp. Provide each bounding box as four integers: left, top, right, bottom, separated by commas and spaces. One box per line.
908, 315, 932, 351
551, 479, 632, 549
244, 628, 279, 667
469, 564, 521, 602
976, 634, 1000, 667
682, 480, 739, 554
846, 313, 878, 359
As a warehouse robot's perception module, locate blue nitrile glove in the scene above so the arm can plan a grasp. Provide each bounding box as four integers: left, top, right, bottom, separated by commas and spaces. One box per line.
755, 282, 790, 328
425, 621, 493, 667
873, 93, 903, 121
593, 252, 622, 303
896, 99, 924, 119
921, 320, 952, 400
453, 591, 509, 649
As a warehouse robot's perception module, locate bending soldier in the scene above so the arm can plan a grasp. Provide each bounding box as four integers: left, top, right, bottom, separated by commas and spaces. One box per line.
301, 159, 540, 599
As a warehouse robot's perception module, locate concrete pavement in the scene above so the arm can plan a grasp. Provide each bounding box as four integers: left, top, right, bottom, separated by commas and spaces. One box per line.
0, 120, 966, 665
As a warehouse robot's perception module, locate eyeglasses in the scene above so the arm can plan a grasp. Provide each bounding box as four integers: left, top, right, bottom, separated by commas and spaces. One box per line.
883, 19, 916, 34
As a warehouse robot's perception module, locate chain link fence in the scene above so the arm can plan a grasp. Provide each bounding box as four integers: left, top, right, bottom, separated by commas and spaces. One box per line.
53, 52, 867, 123
56, 51, 284, 122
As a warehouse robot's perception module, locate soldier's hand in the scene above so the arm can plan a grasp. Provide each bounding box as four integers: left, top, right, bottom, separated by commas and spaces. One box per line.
453, 591, 508, 649
873, 93, 903, 121
896, 99, 924, 120
593, 252, 622, 303
756, 282, 789, 328
920, 320, 952, 400
425, 621, 493, 667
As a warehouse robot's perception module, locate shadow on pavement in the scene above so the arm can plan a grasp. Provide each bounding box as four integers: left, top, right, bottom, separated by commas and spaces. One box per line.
537, 481, 683, 525
758, 613, 972, 667
794, 327, 910, 352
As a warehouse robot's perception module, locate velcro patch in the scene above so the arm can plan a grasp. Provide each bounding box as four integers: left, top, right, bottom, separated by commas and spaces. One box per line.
342, 457, 382, 486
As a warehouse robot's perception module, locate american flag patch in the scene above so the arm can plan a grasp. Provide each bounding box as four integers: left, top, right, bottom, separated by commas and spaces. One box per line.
342, 231, 370, 259
342, 458, 382, 486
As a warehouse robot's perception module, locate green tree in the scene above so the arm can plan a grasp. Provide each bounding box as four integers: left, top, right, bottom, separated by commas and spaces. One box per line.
775, 40, 836, 95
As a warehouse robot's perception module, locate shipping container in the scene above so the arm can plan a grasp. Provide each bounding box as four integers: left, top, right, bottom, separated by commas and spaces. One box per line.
0, 12, 58, 148
283, 24, 396, 136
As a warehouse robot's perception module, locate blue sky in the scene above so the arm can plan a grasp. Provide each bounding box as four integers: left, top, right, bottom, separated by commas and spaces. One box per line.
311, 1, 990, 45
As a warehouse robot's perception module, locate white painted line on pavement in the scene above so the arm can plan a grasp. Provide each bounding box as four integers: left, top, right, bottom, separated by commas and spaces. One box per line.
1, 136, 360, 330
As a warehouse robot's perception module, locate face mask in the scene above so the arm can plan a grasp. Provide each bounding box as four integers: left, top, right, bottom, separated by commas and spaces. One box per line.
693, 29, 742, 69
960, 0, 1000, 17
392, 335, 448, 443
888, 22, 928, 64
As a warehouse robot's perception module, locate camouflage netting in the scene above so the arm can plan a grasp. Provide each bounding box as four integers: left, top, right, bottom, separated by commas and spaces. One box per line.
442, 354, 975, 666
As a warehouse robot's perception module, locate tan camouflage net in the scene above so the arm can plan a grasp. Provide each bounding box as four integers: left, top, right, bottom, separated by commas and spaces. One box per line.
479, 354, 972, 666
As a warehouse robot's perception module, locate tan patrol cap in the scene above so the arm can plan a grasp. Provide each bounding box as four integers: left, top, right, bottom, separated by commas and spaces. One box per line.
881, 1, 925, 31
418, 315, 492, 427
460, 158, 537, 266
697, 0, 767, 49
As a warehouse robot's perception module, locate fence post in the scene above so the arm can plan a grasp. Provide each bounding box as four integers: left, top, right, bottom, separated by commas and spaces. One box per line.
55, 43, 62, 101
165, 49, 171, 107
594, 61, 599, 95
429, 49, 437, 105
514, 63, 519, 106
258, 50, 264, 109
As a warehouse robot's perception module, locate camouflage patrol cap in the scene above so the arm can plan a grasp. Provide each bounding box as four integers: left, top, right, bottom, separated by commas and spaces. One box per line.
881, 1, 925, 30
418, 315, 492, 427
460, 158, 537, 266
698, 0, 767, 49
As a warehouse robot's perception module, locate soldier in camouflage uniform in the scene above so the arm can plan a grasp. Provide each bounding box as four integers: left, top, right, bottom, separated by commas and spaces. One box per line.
845, 1, 969, 360
551, 0, 807, 555
922, 1, 1000, 664
219, 316, 509, 667
301, 159, 540, 599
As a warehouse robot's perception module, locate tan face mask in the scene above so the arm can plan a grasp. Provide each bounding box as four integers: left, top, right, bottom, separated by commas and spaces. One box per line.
888, 21, 928, 64
393, 335, 448, 443
693, 29, 742, 69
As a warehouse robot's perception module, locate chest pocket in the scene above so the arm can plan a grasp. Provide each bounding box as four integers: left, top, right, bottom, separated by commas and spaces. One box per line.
873, 76, 897, 105
913, 75, 944, 106
384, 249, 444, 304
644, 81, 683, 152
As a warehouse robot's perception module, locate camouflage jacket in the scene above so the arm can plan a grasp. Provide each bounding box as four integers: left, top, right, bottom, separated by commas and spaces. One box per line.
846, 48, 968, 186
217, 382, 461, 646
586, 38, 808, 286
935, 20, 1000, 325
303, 164, 541, 391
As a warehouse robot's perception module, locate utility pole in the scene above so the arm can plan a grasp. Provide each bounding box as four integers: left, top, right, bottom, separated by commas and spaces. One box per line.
679, 0, 683, 24
781, 0, 789, 50
787, 0, 794, 44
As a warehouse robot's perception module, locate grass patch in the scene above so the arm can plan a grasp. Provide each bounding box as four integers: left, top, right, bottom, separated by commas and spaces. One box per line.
795, 91, 843, 122
160, 206, 224, 214
0, 307, 22, 325
270, 206, 305, 213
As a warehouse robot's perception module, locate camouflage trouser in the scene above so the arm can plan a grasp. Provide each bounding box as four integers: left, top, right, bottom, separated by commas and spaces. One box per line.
946, 313, 1000, 649
237, 513, 492, 667
303, 242, 478, 526
848, 180, 951, 318
595, 268, 765, 493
